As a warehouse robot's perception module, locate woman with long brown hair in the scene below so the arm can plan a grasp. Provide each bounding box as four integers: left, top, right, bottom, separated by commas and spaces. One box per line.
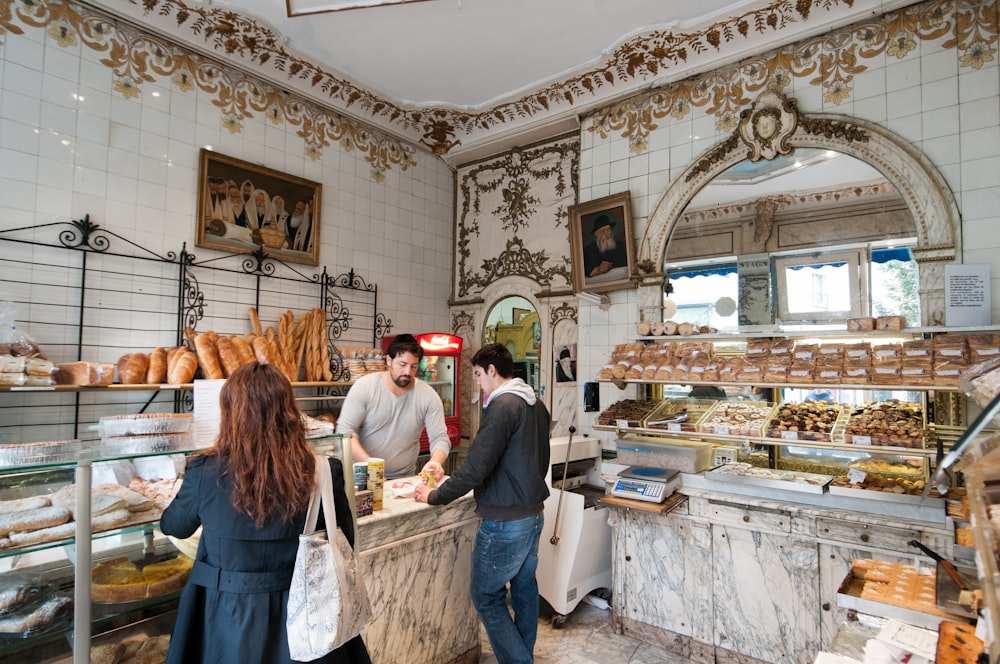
161, 361, 371, 664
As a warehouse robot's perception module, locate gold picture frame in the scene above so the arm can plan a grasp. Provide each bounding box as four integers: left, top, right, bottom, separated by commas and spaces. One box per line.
568, 192, 635, 293
196, 149, 322, 265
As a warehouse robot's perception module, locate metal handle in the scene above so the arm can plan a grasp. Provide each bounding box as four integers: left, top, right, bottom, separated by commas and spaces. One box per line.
549, 426, 575, 545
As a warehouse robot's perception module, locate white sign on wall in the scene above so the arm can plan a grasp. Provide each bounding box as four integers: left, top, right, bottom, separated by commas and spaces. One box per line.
945, 264, 991, 326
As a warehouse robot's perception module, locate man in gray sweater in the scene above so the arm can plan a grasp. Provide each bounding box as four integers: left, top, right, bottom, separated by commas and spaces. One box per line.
336, 333, 450, 479
414, 343, 550, 664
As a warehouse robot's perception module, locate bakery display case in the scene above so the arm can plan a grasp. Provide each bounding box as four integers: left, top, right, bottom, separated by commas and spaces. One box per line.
0, 220, 387, 662
594, 328, 1000, 510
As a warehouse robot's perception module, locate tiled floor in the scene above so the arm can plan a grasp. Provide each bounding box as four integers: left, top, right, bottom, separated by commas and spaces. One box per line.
477, 598, 693, 664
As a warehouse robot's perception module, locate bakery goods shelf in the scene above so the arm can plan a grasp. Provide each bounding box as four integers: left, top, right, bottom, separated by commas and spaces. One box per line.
593, 423, 942, 457
0, 380, 355, 393
0, 510, 164, 560
630, 324, 1000, 342
598, 378, 962, 392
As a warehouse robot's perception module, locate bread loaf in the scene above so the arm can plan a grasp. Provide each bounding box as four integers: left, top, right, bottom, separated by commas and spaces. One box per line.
230, 335, 255, 366
252, 336, 272, 365
55, 361, 115, 386
193, 334, 223, 380
214, 336, 242, 377
117, 354, 132, 382
146, 347, 167, 384
167, 349, 198, 385
120, 353, 149, 385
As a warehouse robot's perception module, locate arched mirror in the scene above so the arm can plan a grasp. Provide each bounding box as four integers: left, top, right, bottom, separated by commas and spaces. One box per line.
483, 296, 540, 392
662, 148, 920, 331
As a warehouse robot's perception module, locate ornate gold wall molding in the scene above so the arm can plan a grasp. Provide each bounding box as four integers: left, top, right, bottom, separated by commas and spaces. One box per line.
2, 0, 895, 156
590, 0, 998, 152
456, 139, 579, 300
0, 0, 417, 179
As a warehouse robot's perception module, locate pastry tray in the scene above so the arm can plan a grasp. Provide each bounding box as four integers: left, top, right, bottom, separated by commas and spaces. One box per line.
705, 464, 833, 494
698, 400, 774, 437
934, 561, 979, 620
828, 483, 946, 508
764, 402, 846, 443
642, 399, 714, 432
836, 566, 972, 631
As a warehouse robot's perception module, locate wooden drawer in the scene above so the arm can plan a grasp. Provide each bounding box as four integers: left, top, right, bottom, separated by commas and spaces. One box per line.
707, 499, 791, 533
816, 517, 920, 551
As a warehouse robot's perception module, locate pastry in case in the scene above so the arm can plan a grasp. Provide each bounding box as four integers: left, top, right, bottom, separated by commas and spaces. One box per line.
0, 439, 81, 468
91, 553, 193, 603
100, 432, 195, 456
699, 400, 773, 437
843, 399, 925, 448
97, 413, 193, 437
765, 400, 842, 442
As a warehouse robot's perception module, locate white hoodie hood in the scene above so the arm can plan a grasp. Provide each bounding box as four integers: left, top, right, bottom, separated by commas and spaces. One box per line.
485, 377, 537, 407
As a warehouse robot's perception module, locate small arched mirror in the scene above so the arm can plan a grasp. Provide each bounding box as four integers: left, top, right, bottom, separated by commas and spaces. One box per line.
483, 296, 540, 392
663, 149, 920, 330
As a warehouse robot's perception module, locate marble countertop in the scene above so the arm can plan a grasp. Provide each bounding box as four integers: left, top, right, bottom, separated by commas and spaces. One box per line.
356, 475, 478, 551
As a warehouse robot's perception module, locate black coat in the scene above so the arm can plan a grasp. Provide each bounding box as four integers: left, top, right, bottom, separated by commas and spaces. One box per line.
160, 454, 371, 664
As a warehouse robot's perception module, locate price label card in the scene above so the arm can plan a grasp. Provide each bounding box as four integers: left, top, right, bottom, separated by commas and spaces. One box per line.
616, 419, 629, 429
780, 430, 798, 441
852, 435, 872, 446
714, 426, 730, 436
847, 468, 867, 484
667, 422, 681, 432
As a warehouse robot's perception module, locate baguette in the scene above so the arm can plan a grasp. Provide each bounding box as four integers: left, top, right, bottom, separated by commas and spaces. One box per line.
194, 333, 224, 380
230, 335, 255, 365
146, 347, 168, 384
120, 352, 150, 385
249, 307, 264, 337
215, 336, 242, 377
167, 349, 198, 384
252, 336, 272, 365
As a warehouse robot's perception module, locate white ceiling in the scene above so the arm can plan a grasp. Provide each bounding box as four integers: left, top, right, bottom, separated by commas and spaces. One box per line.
242, 0, 756, 108
100, 0, 917, 162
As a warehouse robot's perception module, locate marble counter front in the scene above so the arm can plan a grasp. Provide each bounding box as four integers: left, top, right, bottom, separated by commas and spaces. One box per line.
356, 479, 480, 664
603, 480, 955, 664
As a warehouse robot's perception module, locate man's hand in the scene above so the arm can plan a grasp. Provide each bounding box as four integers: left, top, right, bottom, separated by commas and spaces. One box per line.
421, 460, 445, 483
589, 260, 613, 277
413, 484, 433, 504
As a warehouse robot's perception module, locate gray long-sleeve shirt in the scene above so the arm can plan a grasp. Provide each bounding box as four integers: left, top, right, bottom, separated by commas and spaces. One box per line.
335, 372, 451, 479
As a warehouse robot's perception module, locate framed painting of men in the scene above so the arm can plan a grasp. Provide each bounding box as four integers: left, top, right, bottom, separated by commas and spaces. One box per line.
197, 149, 322, 266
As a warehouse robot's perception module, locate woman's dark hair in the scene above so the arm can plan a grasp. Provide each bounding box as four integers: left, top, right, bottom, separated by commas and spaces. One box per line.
471, 343, 514, 378
203, 362, 314, 528
386, 333, 423, 360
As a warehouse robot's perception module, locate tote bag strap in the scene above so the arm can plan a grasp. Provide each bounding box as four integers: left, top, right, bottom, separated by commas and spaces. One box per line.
302, 454, 339, 536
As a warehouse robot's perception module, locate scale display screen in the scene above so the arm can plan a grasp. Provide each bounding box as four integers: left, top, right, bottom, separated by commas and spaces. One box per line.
611, 477, 667, 502
610, 467, 680, 503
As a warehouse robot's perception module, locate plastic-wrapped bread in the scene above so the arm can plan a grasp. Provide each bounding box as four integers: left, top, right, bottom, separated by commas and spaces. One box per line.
55, 361, 115, 386
23, 358, 55, 376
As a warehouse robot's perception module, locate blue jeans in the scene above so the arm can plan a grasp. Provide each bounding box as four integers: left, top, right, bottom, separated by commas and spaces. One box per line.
471, 513, 544, 664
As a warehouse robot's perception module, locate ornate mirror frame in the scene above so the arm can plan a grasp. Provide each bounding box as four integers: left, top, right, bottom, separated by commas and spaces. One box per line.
635, 91, 960, 327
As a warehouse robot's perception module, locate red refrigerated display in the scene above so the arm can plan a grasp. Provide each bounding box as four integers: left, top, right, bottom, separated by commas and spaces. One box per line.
382, 333, 462, 453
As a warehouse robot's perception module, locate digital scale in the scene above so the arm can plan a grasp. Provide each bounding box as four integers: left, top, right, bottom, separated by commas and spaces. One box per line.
610, 466, 680, 503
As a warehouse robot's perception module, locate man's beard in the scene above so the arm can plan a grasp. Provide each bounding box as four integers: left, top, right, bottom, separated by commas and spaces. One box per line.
596, 236, 617, 253
393, 374, 412, 388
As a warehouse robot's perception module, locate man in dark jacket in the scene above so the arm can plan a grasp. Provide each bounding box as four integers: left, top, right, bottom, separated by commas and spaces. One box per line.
414, 343, 550, 664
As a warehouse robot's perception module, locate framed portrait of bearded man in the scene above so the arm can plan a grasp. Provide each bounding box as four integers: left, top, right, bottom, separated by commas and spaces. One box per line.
568, 192, 635, 294
196, 149, 321, 266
